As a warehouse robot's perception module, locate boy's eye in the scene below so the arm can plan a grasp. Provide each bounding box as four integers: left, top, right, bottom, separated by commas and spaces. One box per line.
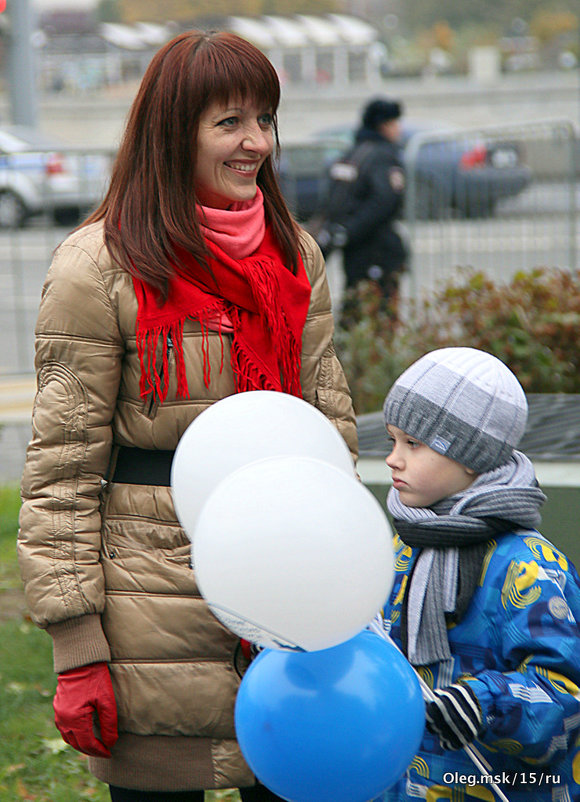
407, 439, 420, 448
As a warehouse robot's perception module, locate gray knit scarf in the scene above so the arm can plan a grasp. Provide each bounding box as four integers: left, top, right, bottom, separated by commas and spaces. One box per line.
387, 450, 546, 666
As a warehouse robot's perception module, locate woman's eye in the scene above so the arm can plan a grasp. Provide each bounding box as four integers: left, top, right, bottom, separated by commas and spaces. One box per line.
259, 113, 273, 127
218, 116, 238, 127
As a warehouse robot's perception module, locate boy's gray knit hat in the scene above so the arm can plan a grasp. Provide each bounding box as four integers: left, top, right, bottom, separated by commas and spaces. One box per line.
383, 347, 528, 474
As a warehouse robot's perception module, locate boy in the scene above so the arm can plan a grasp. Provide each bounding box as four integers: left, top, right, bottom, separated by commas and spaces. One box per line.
378, 347, 580, 801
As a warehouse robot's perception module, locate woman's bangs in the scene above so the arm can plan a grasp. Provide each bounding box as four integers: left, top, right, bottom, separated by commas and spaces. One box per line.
203, 37, 280, 114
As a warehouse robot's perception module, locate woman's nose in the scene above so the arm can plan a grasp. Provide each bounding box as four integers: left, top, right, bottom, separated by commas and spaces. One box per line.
242, 123, 271, 153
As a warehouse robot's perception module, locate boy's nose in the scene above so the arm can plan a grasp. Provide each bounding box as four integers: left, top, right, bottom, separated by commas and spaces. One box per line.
386, 448, 402, 470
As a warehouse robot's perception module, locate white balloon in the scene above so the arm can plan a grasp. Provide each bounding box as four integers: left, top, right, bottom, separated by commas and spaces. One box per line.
171, 391, 355, 541
193, 455, 394, 652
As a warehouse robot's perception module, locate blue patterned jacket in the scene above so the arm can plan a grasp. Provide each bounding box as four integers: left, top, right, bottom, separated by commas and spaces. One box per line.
380, 530, 580, 802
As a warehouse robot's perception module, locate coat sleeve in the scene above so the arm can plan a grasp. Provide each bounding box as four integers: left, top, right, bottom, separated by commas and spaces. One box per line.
298, 231, 358, 461
463, 551, 580, 764
18, 236, 124, 672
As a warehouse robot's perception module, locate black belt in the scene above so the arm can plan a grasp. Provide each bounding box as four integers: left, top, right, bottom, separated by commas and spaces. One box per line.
112, 446, 175, 486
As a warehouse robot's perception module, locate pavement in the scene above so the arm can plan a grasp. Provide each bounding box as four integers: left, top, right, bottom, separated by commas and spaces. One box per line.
0, 374, 35, 483
0, 374, 35, 425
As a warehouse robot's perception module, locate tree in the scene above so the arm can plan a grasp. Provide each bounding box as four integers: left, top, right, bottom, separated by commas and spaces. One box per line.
397, 0, 578, 36
97, 0, 121, 22
118, 0, 196, 23
529, 10, 578, 44
117, 0, 338, 24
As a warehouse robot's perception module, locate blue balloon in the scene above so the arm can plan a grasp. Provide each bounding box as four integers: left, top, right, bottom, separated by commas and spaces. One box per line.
235, 631, 425, 802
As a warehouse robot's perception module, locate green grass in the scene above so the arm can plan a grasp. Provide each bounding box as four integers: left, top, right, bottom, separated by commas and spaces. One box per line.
0, 485, 239, 802
0, 485, 22, 591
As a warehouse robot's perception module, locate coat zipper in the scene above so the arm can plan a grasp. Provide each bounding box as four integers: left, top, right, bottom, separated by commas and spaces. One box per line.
143, 334, 174, 418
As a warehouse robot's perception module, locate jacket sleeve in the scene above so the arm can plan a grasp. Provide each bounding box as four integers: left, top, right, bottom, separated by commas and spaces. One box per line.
463, 552, 580, 764
298, 231, 358, 461
342, 151, 404, 247
18, 237, 124, 672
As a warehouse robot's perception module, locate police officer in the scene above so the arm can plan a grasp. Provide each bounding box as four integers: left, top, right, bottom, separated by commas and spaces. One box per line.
318, 97, 408, 304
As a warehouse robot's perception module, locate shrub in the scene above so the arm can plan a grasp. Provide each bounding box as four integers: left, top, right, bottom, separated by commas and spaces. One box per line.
335, 268, 580, 414
334, 281, 411, 415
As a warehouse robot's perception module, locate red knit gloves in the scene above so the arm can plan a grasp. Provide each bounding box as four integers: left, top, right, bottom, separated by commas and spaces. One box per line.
53, 662, 118, 758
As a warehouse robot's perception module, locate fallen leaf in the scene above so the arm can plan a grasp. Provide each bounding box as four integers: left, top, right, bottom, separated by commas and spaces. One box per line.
41, 737, 69, 755
5, 763, 25, 775
16, 778, 36, 800
6, 682, 26, 694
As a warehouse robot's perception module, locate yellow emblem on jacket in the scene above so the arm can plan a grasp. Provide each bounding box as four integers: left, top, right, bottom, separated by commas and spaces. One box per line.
478, 540, 497, 586
409, 755, 429, 777
417, 665, 434, 690
395, 543, 413, 573
524, 535, 568, 570
426, 784, 495, 801
536, 666, 580, 696
487, 738, 523, 754
501, 560, 542, 609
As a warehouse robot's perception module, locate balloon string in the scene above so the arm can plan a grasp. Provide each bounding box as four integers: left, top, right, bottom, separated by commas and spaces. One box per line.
380, 633, 511, 802
415, 674, 510, 802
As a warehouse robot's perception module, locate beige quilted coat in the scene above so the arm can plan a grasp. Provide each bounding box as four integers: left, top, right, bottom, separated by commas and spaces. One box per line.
18, 221, 358, 792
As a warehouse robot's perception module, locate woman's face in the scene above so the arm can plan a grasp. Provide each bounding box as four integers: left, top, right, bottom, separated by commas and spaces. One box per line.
194, 98, 275, 209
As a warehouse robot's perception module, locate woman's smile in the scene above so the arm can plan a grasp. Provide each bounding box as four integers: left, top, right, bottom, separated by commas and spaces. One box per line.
225, 160, 260, 173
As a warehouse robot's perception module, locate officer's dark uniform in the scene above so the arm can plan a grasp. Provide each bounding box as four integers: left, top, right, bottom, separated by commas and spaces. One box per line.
320, 101, 408, 300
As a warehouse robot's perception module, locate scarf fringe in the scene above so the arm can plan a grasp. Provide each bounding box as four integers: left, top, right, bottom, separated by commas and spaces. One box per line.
134, 228, 309, 404
137, 322, 172, 403
137, 302, 228, 402
230, 339, 279, 393
172, 318, 188, 399
280, 310, 303, 397
240, 256, 303, 397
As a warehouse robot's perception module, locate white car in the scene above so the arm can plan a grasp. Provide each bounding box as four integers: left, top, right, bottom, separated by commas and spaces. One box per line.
0, 125, 112, 228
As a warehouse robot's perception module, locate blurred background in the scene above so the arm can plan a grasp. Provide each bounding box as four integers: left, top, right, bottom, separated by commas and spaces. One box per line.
0, 0, 579, 557
0, 7, 578, 801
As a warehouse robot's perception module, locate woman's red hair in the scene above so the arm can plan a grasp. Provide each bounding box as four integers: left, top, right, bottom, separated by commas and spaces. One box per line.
85, 30, 301, 300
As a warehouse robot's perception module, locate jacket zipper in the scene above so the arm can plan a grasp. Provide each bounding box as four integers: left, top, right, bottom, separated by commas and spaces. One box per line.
143, 334, 174, 418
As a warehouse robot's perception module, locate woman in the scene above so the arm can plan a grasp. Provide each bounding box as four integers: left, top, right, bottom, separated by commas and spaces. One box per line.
18, 30, 357, 802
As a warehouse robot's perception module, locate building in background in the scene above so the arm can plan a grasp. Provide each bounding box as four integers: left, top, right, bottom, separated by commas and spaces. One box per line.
33, 12, 385, 93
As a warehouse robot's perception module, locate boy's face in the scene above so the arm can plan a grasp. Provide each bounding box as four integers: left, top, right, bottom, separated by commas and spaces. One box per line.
386, 425, 476, 508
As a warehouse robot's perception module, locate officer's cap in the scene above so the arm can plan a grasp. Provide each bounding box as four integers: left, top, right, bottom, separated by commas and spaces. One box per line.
362, 98, 402, 130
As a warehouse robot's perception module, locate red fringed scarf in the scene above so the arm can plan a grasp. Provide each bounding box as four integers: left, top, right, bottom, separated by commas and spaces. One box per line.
132, 225, 312, 403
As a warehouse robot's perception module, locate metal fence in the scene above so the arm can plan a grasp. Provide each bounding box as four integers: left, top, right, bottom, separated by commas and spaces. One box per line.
0, 145, 115, 375
0, 123, 579, 481
0, 143, 115, 483
1, 121, 579, 374
402, 118, 579, 303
